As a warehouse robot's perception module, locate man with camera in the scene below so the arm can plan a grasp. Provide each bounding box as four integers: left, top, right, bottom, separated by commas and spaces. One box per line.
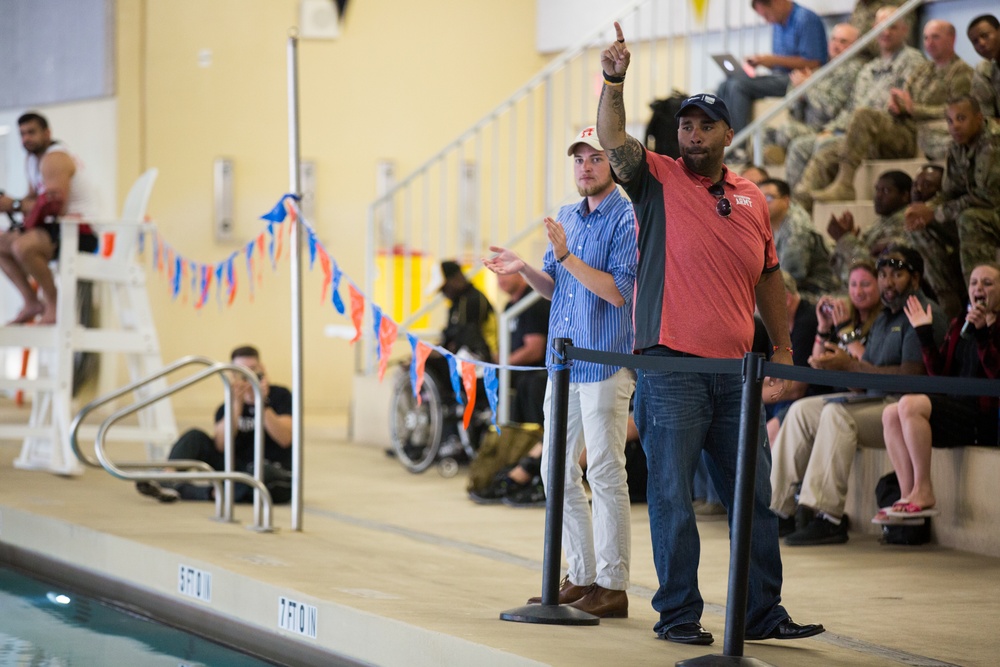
136, 345, 293, 503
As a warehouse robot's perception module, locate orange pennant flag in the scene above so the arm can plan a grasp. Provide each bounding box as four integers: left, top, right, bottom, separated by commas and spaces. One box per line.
377, 317, 398, 381
101, 232, 115, 258
349, 284, 364, 343
413, 341, 432, 406
461, 362, 477, 430
256, 233, 266, 285
274, 223, 285, 264
319, 250, 332, 303
227, 266, 238, 306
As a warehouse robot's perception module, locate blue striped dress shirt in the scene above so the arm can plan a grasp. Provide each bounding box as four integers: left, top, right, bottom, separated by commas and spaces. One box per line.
543, 186, 637, 383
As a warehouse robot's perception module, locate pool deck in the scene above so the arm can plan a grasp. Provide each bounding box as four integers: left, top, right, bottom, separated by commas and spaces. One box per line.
1, 411, 998, 667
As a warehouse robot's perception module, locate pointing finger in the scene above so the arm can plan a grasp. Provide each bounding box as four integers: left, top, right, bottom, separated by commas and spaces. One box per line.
614, 21, 625, 43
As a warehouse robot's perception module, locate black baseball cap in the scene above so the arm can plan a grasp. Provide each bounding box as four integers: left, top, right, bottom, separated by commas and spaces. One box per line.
675, 93, 732, 128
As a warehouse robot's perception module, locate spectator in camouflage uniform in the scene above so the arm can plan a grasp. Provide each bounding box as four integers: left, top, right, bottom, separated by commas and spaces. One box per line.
792, 8, 924, 212
850, 0, 906, 61
905, 96, 1000, 283
968, 15, 1000, 131
828, 170, 911, 285
760, 178, 838, 302
903, 164, 965, 319
811, 20, 971, 205
771, 24, 863, 188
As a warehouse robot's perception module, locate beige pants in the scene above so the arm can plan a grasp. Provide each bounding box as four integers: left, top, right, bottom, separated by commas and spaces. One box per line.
770, 393, 890, 519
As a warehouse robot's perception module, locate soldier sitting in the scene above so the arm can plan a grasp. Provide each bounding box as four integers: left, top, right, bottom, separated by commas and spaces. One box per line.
792, 7, 925, 212
812, 20, 973, 204
968, 14, 1000, 131
905, 95, 1000, 284
827, 170, 911, 285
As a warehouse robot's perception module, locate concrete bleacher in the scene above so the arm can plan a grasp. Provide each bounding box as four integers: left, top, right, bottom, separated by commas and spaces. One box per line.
845, 444, 1000, 557
810, 157, 928, 242
807, 155, 1000, 557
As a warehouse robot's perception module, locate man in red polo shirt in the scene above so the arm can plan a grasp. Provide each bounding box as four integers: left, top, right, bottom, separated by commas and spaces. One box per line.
595, 22, 824, 646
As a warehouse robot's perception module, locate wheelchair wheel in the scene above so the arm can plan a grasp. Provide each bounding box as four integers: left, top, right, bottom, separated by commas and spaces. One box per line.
390, 368, 443, 473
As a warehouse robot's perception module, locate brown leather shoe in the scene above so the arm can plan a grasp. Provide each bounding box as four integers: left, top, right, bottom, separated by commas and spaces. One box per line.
526, 576, 590, 605
568, 584, 628, 618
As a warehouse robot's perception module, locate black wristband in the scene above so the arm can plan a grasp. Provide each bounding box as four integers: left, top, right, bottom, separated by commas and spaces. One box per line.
603, 71, 625, 84
557, 250, 571, 263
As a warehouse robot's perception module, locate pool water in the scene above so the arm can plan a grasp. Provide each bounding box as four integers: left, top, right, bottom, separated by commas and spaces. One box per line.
0, 565, 278, 666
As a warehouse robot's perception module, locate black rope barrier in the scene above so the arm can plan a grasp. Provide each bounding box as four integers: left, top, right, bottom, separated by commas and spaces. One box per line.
500, 337, 599, 625
504, 339, 999, 664
569, 345, 1000, 399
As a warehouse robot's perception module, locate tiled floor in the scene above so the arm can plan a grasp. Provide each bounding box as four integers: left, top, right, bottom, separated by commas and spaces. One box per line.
1, 412, 997, 666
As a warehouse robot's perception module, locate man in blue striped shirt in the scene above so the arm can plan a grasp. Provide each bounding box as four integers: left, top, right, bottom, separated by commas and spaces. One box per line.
484, 126, 637, 619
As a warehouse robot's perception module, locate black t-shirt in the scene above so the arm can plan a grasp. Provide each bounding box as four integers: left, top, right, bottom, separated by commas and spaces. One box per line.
214, 385, 293, 469
443, 284, 496, 361
505, 287, 550, 367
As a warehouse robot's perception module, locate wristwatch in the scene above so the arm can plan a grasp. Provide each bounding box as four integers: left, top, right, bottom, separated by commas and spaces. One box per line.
11, 199, 22, 213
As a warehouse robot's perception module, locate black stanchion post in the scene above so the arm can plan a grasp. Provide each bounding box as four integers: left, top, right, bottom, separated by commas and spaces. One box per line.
679, 352, 774, 667
500, 338, 598, 625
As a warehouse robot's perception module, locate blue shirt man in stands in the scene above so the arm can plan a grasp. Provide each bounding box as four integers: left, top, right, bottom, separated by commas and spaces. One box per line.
718, 0, 828, 142
484, 126, 637, 619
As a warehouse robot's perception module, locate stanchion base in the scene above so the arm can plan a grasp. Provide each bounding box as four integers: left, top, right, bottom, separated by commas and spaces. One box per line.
499, 603, 600, 626
677, 655, 775, 667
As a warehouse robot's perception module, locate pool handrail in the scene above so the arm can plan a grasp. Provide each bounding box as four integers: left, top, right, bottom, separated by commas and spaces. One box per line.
71, 357, 275, 531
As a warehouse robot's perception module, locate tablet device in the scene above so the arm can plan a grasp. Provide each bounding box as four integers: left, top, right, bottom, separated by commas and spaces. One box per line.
711, 53, 756, 79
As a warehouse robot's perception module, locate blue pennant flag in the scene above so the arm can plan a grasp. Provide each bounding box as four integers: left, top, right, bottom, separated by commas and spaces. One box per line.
331, 262, 345, 315
483, 367, 500, 433
407, 334, 420, 398
446, 355, 464, 407
372, 305, 383, 361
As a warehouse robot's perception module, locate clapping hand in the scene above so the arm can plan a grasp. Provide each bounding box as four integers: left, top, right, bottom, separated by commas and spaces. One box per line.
903, 294, 932, 328
543, 217, 568, 259
827, 211, 855, 242
483, 246, 525, 275
904, 203, 934, 231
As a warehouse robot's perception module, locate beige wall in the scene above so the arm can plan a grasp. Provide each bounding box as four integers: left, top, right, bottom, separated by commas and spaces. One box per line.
114, 0, 547, 416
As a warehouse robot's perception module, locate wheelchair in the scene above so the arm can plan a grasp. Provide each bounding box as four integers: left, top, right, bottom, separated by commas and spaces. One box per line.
389, 356, 492, 476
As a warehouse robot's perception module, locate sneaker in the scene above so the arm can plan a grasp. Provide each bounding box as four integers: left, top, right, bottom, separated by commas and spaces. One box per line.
784, 514, 849, 546
469, 467, 521, 505
136, 480, 180, 504
502, 476, 546, 508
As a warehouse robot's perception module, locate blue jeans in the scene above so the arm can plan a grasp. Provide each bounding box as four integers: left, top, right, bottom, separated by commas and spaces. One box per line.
634, 348, 787, 636
692, 453, 721, 504
716, 74, 790, 134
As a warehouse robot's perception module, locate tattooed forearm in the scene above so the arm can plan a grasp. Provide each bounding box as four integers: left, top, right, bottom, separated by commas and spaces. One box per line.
597, 83, 628, 139
606, 136, 643, 184
597, 83, 640, 182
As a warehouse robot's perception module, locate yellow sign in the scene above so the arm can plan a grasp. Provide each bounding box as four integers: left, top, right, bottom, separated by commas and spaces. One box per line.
692, 0, 708, 23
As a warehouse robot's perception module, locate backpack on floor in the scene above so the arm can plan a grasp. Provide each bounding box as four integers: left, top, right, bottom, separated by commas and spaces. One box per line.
644, 90, 687, 158
467, 423, 543, 494
875, 472, 931, 546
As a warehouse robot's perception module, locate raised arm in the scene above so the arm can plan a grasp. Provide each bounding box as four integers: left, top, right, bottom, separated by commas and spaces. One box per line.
596, 22, 644, 184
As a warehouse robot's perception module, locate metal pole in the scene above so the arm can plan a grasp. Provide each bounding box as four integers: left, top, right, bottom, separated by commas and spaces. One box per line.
500, 338, 597, 625
679, 352, 773, 667
287, 31, 305, 531
724, 352, 764, 655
